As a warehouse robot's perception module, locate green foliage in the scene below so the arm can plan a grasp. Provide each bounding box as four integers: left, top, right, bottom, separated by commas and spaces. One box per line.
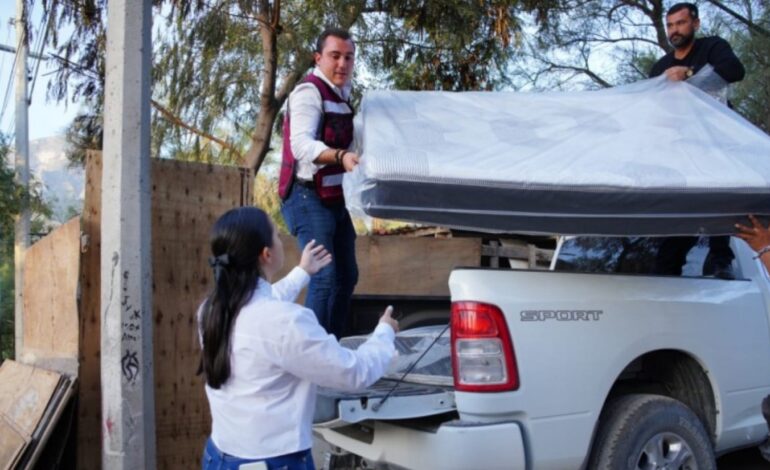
510, 0, 669, 90
39, 0, 769, 172
42, 0, 546, 167
40, 0, 109, 166
155, 4, 288, 160
65, 109, 103, 168
0, 248, 13, 361
730, 10, 770, 133
0, 135, 55, 360
0, 138, 25, 231
253, 173, 286, 234
506, 0, 769, 135
0, 136, 18, 360
357, 0, 530, 91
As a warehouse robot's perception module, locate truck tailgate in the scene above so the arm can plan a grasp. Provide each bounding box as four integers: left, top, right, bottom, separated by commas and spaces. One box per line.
314, 326, 455, 427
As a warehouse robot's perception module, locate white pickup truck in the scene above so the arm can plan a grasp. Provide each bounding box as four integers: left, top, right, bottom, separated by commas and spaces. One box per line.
314, 236, 770, 470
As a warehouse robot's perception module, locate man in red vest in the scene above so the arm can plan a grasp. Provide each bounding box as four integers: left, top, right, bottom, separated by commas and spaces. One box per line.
279, 29, 360, 338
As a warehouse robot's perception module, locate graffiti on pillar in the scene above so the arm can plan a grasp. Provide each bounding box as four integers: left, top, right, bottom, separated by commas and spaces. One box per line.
121, 269, 142, 343
122, 350, 140, 383
120, 269, 142, 383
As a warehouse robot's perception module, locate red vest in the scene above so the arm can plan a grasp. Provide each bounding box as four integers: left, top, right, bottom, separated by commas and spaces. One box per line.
279, 74, 354, 200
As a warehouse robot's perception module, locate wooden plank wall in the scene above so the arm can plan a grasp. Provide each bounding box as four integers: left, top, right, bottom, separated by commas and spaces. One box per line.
77, 152, 250, 469
20, 217, 81, 376
76, 152, 103, 470
355, 236, 481, 296
276, 234, 481, 298
151, 159, 250, 469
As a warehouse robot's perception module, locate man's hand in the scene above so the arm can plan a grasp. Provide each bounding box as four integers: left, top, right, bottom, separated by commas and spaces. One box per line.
299, 239, 332, 275
664, 66, 690, 81
735, 215, 770, 253
342, 152, 360, 172
379, 305, 399, 333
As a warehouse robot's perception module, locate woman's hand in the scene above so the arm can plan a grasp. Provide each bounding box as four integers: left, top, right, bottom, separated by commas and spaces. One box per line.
379, 305, 399, 333
299, 240, 332, 275
735, 215, 770, 253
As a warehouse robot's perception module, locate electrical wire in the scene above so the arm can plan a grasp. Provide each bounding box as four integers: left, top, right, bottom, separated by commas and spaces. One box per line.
29, 4, 53, 101
0, 22, 10, 91
0, 0, 35, 131
0, 31, 23, 132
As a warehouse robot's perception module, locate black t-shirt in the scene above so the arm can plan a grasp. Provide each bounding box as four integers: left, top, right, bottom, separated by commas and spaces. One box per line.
649, 36, 745, 83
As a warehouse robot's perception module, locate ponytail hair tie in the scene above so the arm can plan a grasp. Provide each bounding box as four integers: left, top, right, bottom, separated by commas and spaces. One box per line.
208, 254, 230, 281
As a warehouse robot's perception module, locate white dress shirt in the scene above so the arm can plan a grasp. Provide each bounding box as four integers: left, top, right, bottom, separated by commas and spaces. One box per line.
200, 267, 396, 459
289, 68, 353, 181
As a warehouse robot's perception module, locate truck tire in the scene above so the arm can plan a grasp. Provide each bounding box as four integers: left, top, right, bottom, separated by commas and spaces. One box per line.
588, 393, 715, 470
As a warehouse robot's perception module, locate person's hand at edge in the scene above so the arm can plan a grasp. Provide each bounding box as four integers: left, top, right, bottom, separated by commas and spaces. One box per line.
664, 65, 690, 81
299, 239, 332, 275
735, 215, 770, 254
379, 305, 399, 333
342, 152, 360, 172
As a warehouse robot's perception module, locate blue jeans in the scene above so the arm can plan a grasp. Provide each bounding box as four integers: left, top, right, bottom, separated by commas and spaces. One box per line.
201, 438, 315, 470
281, 184, 358, 338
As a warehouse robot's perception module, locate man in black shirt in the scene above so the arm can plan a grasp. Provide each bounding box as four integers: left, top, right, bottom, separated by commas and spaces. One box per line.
651, 2, 745, 279
649, 4, 744, 82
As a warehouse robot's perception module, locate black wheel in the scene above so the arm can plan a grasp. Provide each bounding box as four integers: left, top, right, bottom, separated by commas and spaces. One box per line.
589, 394, 715, 470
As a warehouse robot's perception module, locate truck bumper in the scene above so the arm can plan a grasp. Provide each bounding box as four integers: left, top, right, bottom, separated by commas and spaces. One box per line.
316, 420, 526, 470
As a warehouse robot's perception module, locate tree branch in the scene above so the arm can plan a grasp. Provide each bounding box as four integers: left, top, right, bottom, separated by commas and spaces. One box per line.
541, 59, 613, 88
561, 35, 659, 47
703, 0, 770, 38
151, 99, 243, 164
242, 2, 281, 172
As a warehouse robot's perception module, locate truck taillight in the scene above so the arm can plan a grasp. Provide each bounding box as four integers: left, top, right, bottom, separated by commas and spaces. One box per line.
451, 301, 519, 392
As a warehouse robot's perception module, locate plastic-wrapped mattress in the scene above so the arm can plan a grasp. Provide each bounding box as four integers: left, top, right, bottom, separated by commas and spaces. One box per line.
344, 68, 770, 236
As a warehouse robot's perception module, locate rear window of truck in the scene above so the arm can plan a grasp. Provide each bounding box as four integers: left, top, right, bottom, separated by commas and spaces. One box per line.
554, 236, 710, 276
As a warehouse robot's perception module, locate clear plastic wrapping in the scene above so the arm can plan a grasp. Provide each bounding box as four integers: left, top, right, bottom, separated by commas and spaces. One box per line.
345, 66, 770, 236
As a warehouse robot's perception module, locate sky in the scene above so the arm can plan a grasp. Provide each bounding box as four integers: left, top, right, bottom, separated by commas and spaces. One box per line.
0, 0, 79, 141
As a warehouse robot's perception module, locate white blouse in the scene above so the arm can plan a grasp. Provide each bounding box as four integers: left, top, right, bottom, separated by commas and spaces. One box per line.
200, 267, 396, 459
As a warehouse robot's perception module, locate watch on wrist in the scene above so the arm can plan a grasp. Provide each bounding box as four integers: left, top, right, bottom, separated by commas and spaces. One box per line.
756, 245, 770, 259
685, 67, 694, 78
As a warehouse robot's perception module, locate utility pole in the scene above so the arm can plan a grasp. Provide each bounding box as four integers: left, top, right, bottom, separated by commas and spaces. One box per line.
100, 0, 156, 468
13, 0, 30, 360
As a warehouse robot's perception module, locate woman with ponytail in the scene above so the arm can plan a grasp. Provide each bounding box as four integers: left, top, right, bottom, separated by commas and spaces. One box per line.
199, 207, 398, 470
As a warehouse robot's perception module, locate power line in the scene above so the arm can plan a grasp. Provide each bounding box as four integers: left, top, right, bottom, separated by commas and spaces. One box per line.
29, 5, 53, 101
0, 23, 10, 93
0, 29, 23, 131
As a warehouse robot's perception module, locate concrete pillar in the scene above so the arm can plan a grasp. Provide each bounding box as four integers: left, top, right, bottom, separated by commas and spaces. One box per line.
100, 0, 156, 468
13, 0, 30, 360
